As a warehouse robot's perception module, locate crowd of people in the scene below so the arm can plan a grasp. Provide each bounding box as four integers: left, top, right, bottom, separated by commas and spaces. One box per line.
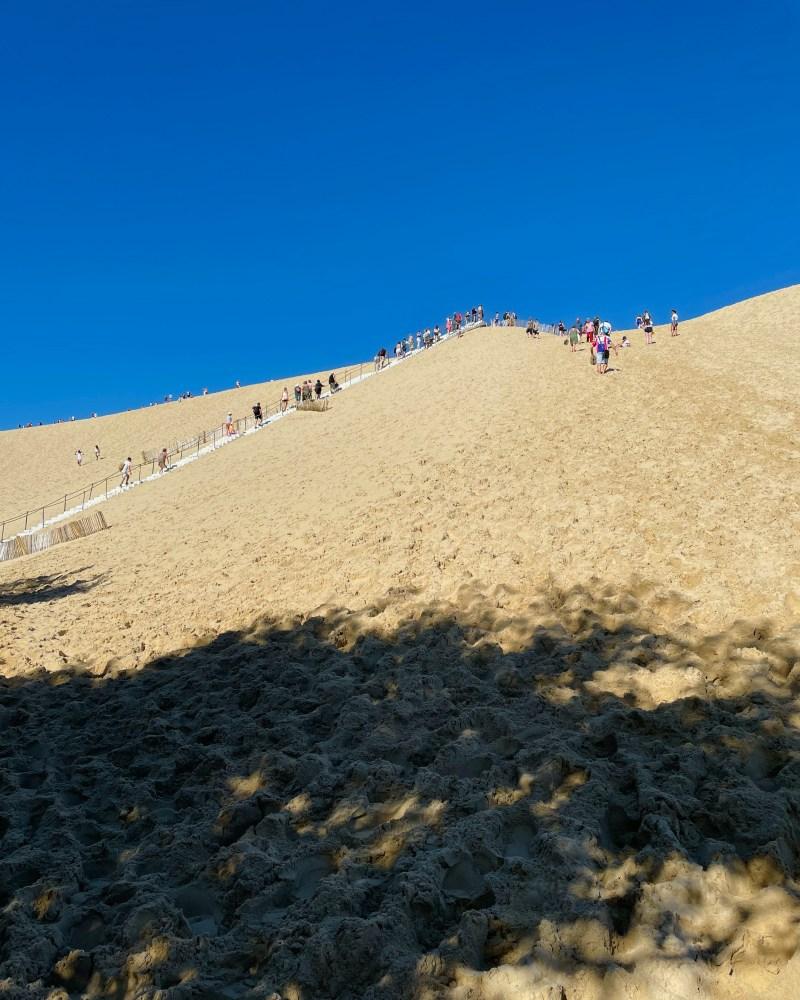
376, 305, 485, 370
59, 303, 682, 503
557, 308, 677, 374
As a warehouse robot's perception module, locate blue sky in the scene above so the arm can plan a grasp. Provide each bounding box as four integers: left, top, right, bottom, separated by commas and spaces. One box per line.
1, 0, 797, 426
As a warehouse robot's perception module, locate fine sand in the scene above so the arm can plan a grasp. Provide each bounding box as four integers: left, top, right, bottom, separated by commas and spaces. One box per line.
1, 286, 800, 998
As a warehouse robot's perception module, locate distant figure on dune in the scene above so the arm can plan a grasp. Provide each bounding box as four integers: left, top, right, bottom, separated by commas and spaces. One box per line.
225, 412, 234, 436
235, 380, 240, 388
328, 373, 340, 393
621, 335, 631, 348
75, 448, 83, 467
584, 319, 596, 364
120, 457, 132, 487
416, 332, 422, 349
252, 402, 263, 427
568, 325, 580, 352
158, 448, 169, 473
642, 310, 654, 345
314, 379, 323, 400
294, 384, 301, 405
595, 326, 616, 374
94, 444, 101, 461
281, 387, 289, 412
671, 308, 679, 336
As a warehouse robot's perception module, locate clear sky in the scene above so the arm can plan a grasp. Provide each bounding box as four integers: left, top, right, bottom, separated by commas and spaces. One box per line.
1, 0, 797, 427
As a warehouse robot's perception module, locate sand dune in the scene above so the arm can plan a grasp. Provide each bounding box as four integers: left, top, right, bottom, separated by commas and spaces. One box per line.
0, 361, 367, 527
1, 286, 800, 998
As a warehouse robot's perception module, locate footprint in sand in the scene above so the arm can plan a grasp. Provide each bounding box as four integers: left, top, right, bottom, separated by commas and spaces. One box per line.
174, 883, 224, 937
504, 823, 537, 861
66, 911, 107, 950
292, 853, 334, 901
443, 858, 494, 907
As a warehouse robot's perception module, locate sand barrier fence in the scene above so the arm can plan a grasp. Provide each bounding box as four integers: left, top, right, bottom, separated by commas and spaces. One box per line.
0, 510, 108, 563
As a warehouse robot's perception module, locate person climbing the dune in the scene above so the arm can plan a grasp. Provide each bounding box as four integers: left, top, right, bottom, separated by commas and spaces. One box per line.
281, 387, 289, 412
642, 310, 654, 345
671, 308, 679, 336
120, 456, 132, 487
568, 325, 580, 352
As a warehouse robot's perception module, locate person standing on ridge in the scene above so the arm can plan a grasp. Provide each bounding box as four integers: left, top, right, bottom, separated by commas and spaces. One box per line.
94, 444, 101, 461
671, 308, 679, 336
75, 448, 83, 466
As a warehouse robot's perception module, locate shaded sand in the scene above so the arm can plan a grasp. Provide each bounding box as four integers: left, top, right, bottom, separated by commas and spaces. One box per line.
1, 286, 800, 998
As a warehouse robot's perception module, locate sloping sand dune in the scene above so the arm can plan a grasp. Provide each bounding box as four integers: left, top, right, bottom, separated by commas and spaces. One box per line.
0, 362, 366, 526
1, 286, 800, 998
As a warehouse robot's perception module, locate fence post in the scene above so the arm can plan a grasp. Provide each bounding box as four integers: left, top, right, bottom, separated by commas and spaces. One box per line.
82, 491, 86, 511
64, 495, 67, 512
24, 511, 29, 531
41, 507, 45, 528
105, 479, 109, 499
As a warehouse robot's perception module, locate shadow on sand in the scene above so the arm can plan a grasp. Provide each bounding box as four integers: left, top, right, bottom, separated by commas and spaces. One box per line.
0, 568, 106, 608
2, 583, 800, 998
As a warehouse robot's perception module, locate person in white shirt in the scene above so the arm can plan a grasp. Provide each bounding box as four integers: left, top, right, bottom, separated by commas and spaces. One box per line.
120, 457, 132, 487
75, 449, 83, 466
671, 309, 679, 336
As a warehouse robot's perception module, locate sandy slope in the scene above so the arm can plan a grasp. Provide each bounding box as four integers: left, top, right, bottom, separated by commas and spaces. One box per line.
1, 286, 800, 999
0, 361, 368, 526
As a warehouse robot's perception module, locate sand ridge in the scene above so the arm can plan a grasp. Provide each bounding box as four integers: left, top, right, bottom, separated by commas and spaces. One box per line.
1, 285, 800, 998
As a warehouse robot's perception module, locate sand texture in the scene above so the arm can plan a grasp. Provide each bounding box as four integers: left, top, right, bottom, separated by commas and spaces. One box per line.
1, 286, 800, 998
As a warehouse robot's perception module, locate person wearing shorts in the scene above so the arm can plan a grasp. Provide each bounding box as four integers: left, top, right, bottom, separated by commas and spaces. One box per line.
671, 309, 679, 336
568, 326, 580, 352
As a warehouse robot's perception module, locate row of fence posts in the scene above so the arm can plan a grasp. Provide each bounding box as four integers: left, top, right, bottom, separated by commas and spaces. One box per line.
0, 349, 428, 541
0, 338, 472, 541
